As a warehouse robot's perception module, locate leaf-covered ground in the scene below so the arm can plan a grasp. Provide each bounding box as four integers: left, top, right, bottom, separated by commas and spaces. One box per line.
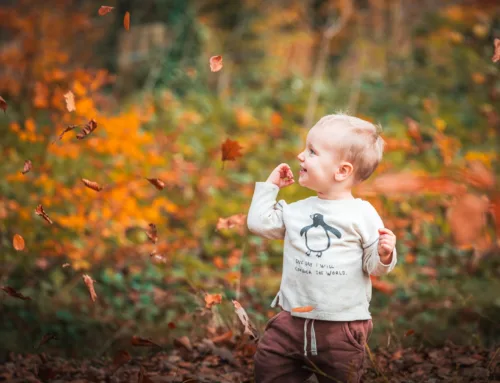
1, 339, 499, 383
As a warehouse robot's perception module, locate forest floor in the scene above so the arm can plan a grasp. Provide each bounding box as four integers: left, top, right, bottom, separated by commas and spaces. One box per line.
0, 338, 499, 383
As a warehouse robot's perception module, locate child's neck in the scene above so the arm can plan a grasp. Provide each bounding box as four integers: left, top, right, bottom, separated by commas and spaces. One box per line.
317, 189, 354, 200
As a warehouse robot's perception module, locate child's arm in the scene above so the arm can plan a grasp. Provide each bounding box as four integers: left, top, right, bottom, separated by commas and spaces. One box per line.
247, 163, 294, 240
357, 202, 397, 276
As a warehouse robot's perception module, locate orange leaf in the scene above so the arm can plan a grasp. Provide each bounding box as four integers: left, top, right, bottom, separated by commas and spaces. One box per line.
35, 332, 57, 349
492, 38, 500, 63
63, 91, 76, 112
35, 204, 53, 224
146, 178, 165, 190
130, 335, 161, 348
405, 329, 415, 337
167, 321, 176, 329
21, 160, 32, 175
1, 286, 31, 300
13, 234, 25, 251
53, 124, 78, 143
124, 11, 130, 31
447, 194, 489, 248
209, 55, 223, 72
291, 306, 315, 313
221, 138, 243, 164
76, 119, 98, 140
205, 293, 222, 309
81, 178, 103, 192
82, 274, 97, 302
145, 223, 158, 244
98, 6, 114, 16
370, 275, 396, 294
0, 96, 7, 114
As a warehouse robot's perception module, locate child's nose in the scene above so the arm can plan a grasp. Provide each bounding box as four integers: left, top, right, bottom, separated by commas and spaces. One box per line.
297, 151, 304, 161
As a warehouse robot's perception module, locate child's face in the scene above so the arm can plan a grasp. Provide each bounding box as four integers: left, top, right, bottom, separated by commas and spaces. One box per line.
296, 124, 342, 192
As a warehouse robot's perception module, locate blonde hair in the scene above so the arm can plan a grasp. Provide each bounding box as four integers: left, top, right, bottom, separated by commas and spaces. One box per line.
313, 113, 385, 184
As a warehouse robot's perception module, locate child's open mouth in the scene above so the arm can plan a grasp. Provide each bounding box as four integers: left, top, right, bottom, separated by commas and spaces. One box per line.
299, 166, 307, 175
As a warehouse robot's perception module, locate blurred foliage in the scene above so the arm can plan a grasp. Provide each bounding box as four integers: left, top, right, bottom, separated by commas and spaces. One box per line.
0, 0, 499, 357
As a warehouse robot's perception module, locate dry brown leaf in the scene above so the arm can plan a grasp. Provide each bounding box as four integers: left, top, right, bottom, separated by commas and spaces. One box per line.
130, 335, 161, 348
492, 38, 500, 63
21, 160, 32, 175
209, 55, 223, 72
13, 234, 25, 251
63, 91, 76, 112
216, 213, 247, 232
81, 178, 103, 192
98, 6, 114, 16
35, 204, 53, 224
173, 335, 192, 351
76, 119, 98, 139
138, 365, 155, 383
205, 293, 222, 309
1, 286, 31, 300
53, 125, 78, 143
210, 330, 233, 344
124, 11, 130, 31
62, 263, 71, 268
221, 138, 243, 164
405, 117, 422, 144
167, 321, 176, 329
0, 96, 7, 114
35, 332, 57, 349
447, 193, 489, 248
291, 306, 315, 313
146, 178, 165, 190
82, 274, 97, 302
232, 300, 258, 339
111, 350, 131, 374
145, 223, 158, 244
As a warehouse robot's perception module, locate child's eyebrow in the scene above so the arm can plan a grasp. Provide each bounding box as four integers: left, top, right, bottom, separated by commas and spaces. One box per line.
309, 143, 318, 152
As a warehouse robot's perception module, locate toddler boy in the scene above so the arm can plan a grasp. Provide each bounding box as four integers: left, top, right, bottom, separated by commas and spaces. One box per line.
247, 114, 397, 383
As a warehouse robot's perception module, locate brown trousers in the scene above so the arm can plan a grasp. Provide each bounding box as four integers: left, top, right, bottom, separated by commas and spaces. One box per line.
254, 310, 373, 383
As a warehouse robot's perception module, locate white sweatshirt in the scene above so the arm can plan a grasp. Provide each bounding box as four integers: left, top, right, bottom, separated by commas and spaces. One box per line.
247, 182, 397, 321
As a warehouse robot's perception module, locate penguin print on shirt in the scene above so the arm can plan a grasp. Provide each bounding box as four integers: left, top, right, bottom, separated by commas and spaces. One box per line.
300, 213, 341, 257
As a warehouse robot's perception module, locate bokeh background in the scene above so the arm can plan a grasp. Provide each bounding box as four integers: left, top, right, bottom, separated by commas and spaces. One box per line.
0, 0, 499, 359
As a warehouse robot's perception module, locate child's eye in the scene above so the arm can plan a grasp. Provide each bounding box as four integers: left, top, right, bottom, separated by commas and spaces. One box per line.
309, 148, 315, 155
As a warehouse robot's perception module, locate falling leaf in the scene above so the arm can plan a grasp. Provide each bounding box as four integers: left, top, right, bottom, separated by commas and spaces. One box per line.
35, 204, 53, 224
216, 213, 247, 232
149, 249, 167, 264
1, 286, 31, 300
447, 194, 489, 248
13, 234, 25, 251
76, 119, 98, 139
167, 322, 176, 329
53, 124, 78, 143
145, 223, 158, 244
82, 274, 97, 302
146, 178, 165, 190
63, 91, 76, 112
232, 300, 258, 339
124, 11, 130, 31
492, 38, 500, 63
291, 306, 315, 313
209, 55, 223, 72
130, 335, 161, 348
35, 332, 57, 349
98, 6, 114, 16
0, 96, 7, 114
110, 350, 131, 375
62, 263, 71, 268
81, 178, 103, 191
205, 293, 222, 309
221, 138, 243, 168
21, 160, 32, 175
370, 275, 396, 294
404, 329, 415, 337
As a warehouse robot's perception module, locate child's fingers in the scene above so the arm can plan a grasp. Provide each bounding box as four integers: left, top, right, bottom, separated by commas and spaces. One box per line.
378, 228, 394, 236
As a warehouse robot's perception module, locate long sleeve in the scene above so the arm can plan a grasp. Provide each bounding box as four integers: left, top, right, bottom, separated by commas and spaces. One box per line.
247, 182, 286, 240
357, 201, 397, 276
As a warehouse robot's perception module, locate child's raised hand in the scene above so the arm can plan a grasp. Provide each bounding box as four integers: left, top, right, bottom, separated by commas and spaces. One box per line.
378, 228, 396, 260
266, 163, 295, 189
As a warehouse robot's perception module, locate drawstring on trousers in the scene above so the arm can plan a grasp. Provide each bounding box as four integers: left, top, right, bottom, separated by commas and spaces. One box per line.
303, 319, 318, 356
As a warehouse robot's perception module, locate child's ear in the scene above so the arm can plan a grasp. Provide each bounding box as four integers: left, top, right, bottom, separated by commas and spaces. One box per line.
334, 162, 354, 182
